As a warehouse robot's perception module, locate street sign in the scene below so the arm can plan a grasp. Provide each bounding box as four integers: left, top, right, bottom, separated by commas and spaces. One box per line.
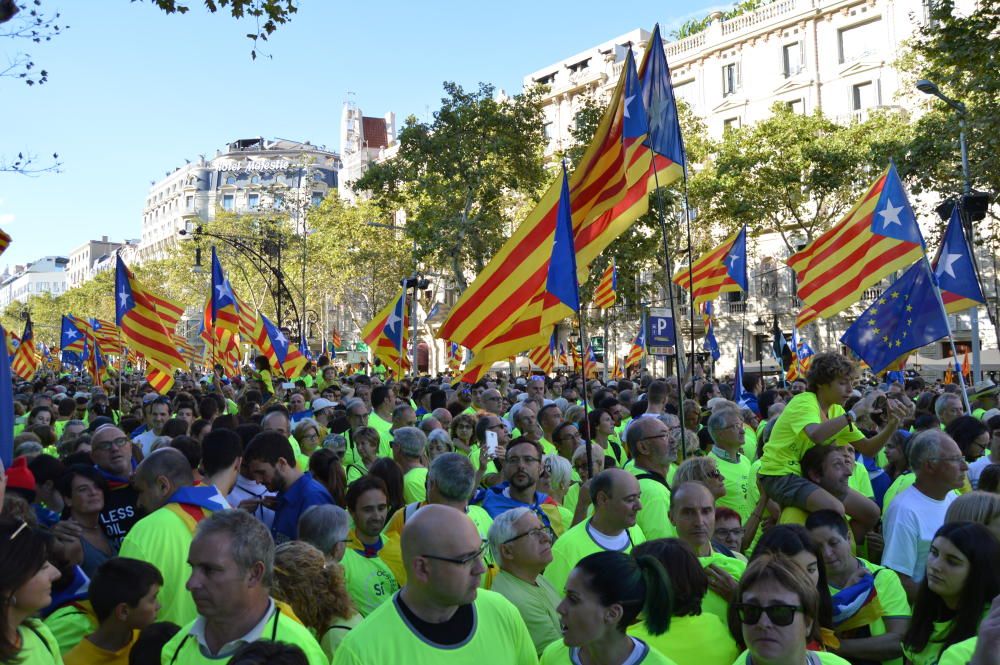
646, 308, 676, 354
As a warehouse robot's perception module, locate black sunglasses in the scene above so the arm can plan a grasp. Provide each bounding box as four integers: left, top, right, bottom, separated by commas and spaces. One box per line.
421, 541, 489, 566
735, 603, 803, 627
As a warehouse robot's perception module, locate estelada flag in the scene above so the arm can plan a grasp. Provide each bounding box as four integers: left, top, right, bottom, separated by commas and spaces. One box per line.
593, 261, 617, 310
789, 162, 925, 327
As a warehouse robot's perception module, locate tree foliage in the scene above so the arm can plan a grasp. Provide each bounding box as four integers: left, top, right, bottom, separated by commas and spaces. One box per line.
354, 82, 548, 292
690, 104, 913, 253
144, 0, 297, 60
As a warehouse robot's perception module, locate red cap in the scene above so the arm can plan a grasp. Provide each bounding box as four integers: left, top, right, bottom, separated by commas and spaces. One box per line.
6, 456, 36, 493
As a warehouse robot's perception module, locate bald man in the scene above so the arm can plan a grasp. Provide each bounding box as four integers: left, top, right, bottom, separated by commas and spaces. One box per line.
119, 448, 230, 627
332, 505, 535, 664
89, 424, 140, 546
669, 481, 746, 624
542, 468, 646, 594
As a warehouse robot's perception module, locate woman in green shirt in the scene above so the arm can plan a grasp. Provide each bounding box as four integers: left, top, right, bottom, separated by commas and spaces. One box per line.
902, 522, 1000, 665
0, 517, 63, 665
542, 550, 674, 664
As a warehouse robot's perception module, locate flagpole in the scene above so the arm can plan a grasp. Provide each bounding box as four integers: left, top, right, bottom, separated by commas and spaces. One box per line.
577, 308, 595, 479
681, 168, 698, 387
649, 160, 689, 463
602, 308, 610, 382
921, 253, 972, 412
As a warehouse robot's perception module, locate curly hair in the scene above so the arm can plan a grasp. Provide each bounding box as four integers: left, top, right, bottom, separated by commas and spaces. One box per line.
806, 352, 857, 393
271, 541, 355, 635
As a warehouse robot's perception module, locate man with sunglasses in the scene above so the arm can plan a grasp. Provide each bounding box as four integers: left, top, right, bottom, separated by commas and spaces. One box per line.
626, 416, 677, 539
89, 424, 140, 547
333, 504, 535, 664
488, 507, 561, 656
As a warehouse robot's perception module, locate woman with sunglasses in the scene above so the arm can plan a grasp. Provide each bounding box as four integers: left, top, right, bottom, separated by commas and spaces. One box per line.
0, 517, 63, 664
901, 521, 1000, 665
542, 550, 674, 664
728, 553, 851, 665
673, 457, 727, 501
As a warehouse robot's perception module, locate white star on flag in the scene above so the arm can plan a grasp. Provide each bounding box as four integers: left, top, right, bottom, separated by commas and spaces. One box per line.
936, 251, 963, 279
118, 288, 131, 310
386, 309, 401, 333
64, 328, 77, 340
274, 330, 288, 347
623, 95, 635, 119
878, 198, 904, 228
727, 252, 740, 267
215, 283, 231, 300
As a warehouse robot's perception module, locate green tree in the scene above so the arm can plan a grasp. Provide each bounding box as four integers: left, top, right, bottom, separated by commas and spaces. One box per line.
690, 104, 913, 254
354, 81, 548, 292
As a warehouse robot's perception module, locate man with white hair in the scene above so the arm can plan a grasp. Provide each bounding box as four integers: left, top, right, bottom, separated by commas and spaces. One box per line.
488, 507, 561, 656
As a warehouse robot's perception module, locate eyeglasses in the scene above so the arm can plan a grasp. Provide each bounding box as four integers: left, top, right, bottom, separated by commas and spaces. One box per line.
507, 455, 541, 466
930, 456, 966, 464
503, 526, 554, 545
421, 541, 489, 567
735, 603, 803, 626
715, 527, 744, 538
93, 437, 130, 452
638, 433, 670, 443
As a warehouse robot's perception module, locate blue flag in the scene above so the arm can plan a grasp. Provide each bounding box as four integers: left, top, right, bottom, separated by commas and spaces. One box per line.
300, 329, 314, 361
733, 350, 749, 407
704, 327, 720, 361
639, 24, 685, 165
0, 324, 12, 468
60, 316, 84, 368
933, 205, 984, 307
727, 225, 749, 292
382, 290, 407, 353
871, 161, 924, 246
260, 313, 291, 366
210, 247, 238, 324
545, 163, 580, 312
622, 49, 649, 141
840, 260, 950, 374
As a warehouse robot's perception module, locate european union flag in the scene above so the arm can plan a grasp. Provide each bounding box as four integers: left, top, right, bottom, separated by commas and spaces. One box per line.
871, 161, 924, 246
727, 225, 749, 291
639, 23, 685, 166
0, 324, 11, 467
933, 204, 984, 309
545, 163, 580, 312
840, 260, 950, 374
622, 49, 649, 141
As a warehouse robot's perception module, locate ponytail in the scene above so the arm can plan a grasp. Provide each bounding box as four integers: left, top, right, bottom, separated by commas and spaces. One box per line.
635, 554, 673, 636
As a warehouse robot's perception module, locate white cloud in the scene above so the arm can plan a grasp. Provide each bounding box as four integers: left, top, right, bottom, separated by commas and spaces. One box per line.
0, 214, 14, 225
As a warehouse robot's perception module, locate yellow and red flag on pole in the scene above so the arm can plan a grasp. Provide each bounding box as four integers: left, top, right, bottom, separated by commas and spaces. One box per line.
210, 248, 242, 337
582, 345, 598, 378
527, 341, 553, 375
593, 261, 617, 310
10, 317, 39, 381
447, 342, 464, 373
115, 256, 186, 374
961, 351, 971, 380
361, 290, 411, 376
625, 327, 645, 370
788, 162, 925, 327
440, 32, 684, 376
673, 225, 748, 306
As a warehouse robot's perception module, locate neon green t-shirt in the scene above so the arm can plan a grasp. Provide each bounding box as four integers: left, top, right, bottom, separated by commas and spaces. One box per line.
711, 450, 755, 523
159, 603, 328, 665
630, 612, 738, 665
118, 505, 200, 627
629, 465, 674, 540
543, 518, 646, 594
539, 437, 558, 456
341, 547, 400, 616
332, 590, 536, 665
43, 601, 97, 654
849, 461, 875, 499
15, 620, 63, 665
732, 650, 851, 665
938, 637, 976, 665
542, 637, 675, 664
402, 467, 428, 504
903, 619, 955, 665
882, 472, 917, 512
369, 413, 395, 457
828, 558, 910, 665
760, 392, 863, 477
699, 550, 747, 624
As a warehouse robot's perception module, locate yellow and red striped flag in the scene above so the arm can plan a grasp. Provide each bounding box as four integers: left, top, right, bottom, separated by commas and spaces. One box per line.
115, 256, 186, 375
447, 342, 464, 373
558, 342, 569, 368
10, 317, 39, 381
788, 162, 925, 327
625, 327, 645, 369
146, 367, 175, 394
962, 351, 971, 379
440, 36, 683, 376
209, 248, 242, 336
593, 261, 617, 310
90, 318, 122, 355
527, 343, 553, 375
570, 342, 581, 373
582, 345, 598, 378
673, 225, 748, 306
361, 290, 411, 376
147, 292, 185, 334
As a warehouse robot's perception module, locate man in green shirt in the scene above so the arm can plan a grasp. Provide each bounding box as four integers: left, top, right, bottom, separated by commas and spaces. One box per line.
369, 385, 396, 456
344, 476, 400, 615
489, 506, 561, 656
333, 504, 535, 665
707, 408, 755, 523
543, 468, 646, 594
626, 416, 676, 539
160, 510, 327, 665
393, 427, 429, 504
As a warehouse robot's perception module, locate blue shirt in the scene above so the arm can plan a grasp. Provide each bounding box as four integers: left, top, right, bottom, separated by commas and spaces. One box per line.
289, 410, 314, 424
475, 483, 555, 529
272, 472, 333, 543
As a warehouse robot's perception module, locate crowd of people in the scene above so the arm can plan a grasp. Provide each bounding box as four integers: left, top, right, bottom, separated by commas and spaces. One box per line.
3, 350, 1000, 665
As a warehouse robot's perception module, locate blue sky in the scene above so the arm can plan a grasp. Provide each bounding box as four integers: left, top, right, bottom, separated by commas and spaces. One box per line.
1, 0, 722, 270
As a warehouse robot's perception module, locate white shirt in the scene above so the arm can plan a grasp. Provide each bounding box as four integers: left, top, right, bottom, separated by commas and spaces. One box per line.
133, 429, 158, 456
967, 455, 996, 489
189, 598, 276, 659
882, 484, 956, 581
586, 522, 630, 550
227, 474, 276, 528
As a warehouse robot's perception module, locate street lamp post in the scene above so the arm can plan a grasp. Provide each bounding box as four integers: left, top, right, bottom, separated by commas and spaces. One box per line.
916, 78, 981, 380
754, 316, 767, 377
